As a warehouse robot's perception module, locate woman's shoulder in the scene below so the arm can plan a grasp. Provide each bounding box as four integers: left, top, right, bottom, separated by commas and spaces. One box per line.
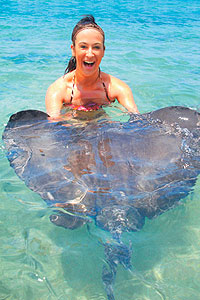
101, 71, 131, 98
48, 72, 74, 92
46, 72, 74, 105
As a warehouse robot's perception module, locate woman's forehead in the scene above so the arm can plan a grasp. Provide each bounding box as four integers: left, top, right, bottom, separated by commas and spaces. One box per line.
75, 28, 104, 44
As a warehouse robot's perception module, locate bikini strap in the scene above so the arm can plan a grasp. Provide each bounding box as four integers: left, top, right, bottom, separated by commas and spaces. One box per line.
99, 69, 111, 103
70, 73, 75, 103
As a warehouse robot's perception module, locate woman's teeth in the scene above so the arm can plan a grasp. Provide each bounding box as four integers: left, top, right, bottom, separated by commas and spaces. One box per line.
84, 61, 95, 66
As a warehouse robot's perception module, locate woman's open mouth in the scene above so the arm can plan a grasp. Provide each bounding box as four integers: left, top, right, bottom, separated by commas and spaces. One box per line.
83, 61, 95, 67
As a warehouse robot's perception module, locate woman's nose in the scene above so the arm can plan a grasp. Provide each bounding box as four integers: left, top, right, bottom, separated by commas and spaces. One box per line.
86, 47, 94, 56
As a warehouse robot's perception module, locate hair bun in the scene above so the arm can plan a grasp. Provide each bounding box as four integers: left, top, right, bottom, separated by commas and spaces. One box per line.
78, 15, 96, 25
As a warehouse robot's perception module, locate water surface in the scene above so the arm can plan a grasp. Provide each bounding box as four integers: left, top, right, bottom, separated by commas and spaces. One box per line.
0, 0, 200, 299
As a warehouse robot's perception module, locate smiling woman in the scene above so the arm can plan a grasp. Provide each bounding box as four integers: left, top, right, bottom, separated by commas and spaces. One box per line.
45, 15, 139, 118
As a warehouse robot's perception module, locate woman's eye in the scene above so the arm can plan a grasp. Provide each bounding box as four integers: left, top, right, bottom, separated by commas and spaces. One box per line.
94, 46, 100, 49
80, 45, 86, 49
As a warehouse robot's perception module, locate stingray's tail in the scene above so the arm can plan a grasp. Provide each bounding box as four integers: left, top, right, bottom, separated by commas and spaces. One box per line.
102, 263, 116, 300
102, 239, 132, 300
96, 205, 144, 299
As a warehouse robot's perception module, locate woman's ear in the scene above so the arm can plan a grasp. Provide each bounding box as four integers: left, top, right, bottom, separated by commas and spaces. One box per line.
71, 44, 75, 56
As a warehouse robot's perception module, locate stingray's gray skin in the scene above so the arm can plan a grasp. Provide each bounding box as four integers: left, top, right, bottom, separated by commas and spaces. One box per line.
3, 106, 200, 300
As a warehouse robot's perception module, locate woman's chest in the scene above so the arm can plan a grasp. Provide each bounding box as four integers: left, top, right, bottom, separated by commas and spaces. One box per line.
64, 83, 110, 105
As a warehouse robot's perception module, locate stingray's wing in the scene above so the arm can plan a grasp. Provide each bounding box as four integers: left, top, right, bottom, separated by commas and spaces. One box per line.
3, 110, 88, 207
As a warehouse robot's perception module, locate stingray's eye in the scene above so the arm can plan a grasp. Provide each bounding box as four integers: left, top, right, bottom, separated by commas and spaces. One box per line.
50, 215, 59, 222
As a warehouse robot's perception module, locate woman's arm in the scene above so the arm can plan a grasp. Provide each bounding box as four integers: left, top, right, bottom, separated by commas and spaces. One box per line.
45, 78, 65, 118
110, 76, 139, 114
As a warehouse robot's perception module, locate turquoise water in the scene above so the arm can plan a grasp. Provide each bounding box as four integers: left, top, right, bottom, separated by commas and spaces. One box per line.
1, 0, 200, 299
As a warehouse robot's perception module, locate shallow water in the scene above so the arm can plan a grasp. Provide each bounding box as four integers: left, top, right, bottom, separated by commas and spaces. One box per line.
1, 0, 200, 299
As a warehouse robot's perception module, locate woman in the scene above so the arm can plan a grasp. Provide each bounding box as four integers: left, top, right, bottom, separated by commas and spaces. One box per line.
45, 15, 139, 118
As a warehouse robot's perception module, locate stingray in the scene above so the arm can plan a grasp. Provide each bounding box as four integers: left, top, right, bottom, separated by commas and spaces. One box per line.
2, 106, 200, 300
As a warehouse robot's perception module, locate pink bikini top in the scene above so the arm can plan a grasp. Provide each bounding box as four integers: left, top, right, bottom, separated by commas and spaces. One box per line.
65, 70, 112, 112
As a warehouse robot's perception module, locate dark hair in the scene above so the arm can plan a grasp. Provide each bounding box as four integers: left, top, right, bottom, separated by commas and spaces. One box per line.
64, 15, 105, 74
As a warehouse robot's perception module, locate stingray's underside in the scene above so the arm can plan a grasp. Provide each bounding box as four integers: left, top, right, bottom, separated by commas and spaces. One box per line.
3, 106, 200, 300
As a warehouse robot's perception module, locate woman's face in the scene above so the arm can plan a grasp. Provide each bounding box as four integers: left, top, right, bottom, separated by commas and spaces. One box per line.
71, 28, 105, 77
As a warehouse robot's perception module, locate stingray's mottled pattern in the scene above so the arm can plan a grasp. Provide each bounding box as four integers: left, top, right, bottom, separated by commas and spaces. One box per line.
3, 106, 200, 300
